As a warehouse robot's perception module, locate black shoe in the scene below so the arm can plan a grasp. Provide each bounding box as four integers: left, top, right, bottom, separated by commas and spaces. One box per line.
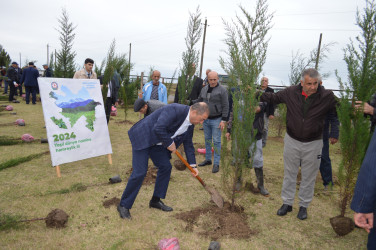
12, 100, 20, 103
212, 164, 219, 173
198, 159, 212, 167
117, 205, 131, 219
297, 206, 307, 220
277, 204, 293, 216
149, 200, 173, 212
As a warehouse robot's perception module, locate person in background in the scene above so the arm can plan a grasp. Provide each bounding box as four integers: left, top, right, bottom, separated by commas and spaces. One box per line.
319, 80, 339, 190
196, 71, 229, 174
73, 58, 97, 79
141, 70, 167, 104
6, 62, 20, 103
42, 64, 53, 77
20, 62, 39, 105
1, 66, 6, 90
133, 98, 166, 117
105, 70, 121, 124
259, 76, 275, 148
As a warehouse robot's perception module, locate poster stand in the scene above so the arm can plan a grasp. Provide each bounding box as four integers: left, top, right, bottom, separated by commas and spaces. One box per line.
55, 154, 112, 177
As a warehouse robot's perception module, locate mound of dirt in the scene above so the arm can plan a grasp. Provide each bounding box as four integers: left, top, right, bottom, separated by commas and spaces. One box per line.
175, 202, 255, 239
45, 209, 69, 229
330, 215, 355, 236
174, 160, 186, 171
103, 197, 120, 208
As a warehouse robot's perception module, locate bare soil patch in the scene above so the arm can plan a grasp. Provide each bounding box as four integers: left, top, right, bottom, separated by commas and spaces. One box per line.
175, 202, 256, 240
103, 197, 120, 208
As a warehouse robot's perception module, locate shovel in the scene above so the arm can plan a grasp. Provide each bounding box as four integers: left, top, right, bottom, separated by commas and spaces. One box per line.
175, 151, 224, 208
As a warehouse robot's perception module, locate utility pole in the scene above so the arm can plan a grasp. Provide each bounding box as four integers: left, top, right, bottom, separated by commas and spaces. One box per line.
315, 33, 323, 70
129, 43, 132, 78
19, 53, 21, 67
199, 18, 208, 78
54, 49, 57, 66
47, 44, 50, 65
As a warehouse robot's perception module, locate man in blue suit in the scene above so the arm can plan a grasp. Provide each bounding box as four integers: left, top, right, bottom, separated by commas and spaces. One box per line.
351, 130, 376, 249
20, 62, 40, 104
118, 102, 209, 219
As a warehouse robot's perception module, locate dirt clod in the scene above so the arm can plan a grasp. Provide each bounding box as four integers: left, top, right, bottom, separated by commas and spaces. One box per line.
174, 160, 186, 171
45, 209, 69, 228
103, 197, 120, 208
175, 202, 255, 239
330, 215, 355, 236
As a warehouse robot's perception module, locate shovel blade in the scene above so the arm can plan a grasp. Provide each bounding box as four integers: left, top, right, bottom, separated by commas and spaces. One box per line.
205, 186, 224, 208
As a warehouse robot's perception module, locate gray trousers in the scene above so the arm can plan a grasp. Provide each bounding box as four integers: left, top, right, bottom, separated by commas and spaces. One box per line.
262, 114, 269, 147
282, 133, 323, 208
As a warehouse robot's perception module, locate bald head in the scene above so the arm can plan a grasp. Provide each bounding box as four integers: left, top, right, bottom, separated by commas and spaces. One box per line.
152, 70, 161, 85
207, 71, 219, 87
260, 77, 269, 90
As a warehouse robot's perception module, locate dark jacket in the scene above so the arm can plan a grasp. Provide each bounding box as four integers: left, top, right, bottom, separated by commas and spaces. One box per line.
323, 111, 339, 140
263, 86, 275, 116
261, 84, 337, 142
351, 129, 376, 214
367, 93, 376, 132
6, 66, 19, 83
197, 83, 229, 121
128, 103, 196, 164
227, 88, 266, 140
43, 67, 53, 77
174, 76, 203, 105
20, 67, 39, 87
109, 70, 121, 104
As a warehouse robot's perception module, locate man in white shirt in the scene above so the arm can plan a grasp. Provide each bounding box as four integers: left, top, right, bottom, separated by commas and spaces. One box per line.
117, 102, 209, 220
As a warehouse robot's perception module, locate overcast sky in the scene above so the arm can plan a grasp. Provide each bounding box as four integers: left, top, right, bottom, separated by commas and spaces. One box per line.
1, 0, 367, 90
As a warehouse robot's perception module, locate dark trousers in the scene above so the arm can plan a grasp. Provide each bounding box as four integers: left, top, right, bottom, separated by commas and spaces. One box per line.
367, 211, 376, 249
8, 82, 16, 101
120, 145, 172, 209
25, 86, 37, 104
319, 138, 332, 186
17, 84, 23, 96
105, 97, 112, 124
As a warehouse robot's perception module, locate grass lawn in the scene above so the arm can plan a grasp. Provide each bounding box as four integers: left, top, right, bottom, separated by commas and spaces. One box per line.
0, 94, 369, 249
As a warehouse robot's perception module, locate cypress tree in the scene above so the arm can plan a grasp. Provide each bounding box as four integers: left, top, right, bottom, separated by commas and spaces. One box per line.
54, 8, 77, 78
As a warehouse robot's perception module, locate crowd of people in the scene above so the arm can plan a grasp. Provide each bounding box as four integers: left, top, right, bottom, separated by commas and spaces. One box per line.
1, 59, 374, 247
1, 61, 53, 104
123, 66, 375, 247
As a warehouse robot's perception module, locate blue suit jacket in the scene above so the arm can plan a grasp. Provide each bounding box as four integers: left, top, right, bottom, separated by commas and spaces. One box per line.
351, 130, 376, 214
128, 103, 196, 164
20, 67, 39, 87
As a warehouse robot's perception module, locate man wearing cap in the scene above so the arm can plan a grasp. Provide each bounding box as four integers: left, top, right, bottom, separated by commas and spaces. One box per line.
42, 64, 53, 77
73, 58, 97, 79
134, 98, 166, 117
6, 62, 20, 103
20, 62, 39, 105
